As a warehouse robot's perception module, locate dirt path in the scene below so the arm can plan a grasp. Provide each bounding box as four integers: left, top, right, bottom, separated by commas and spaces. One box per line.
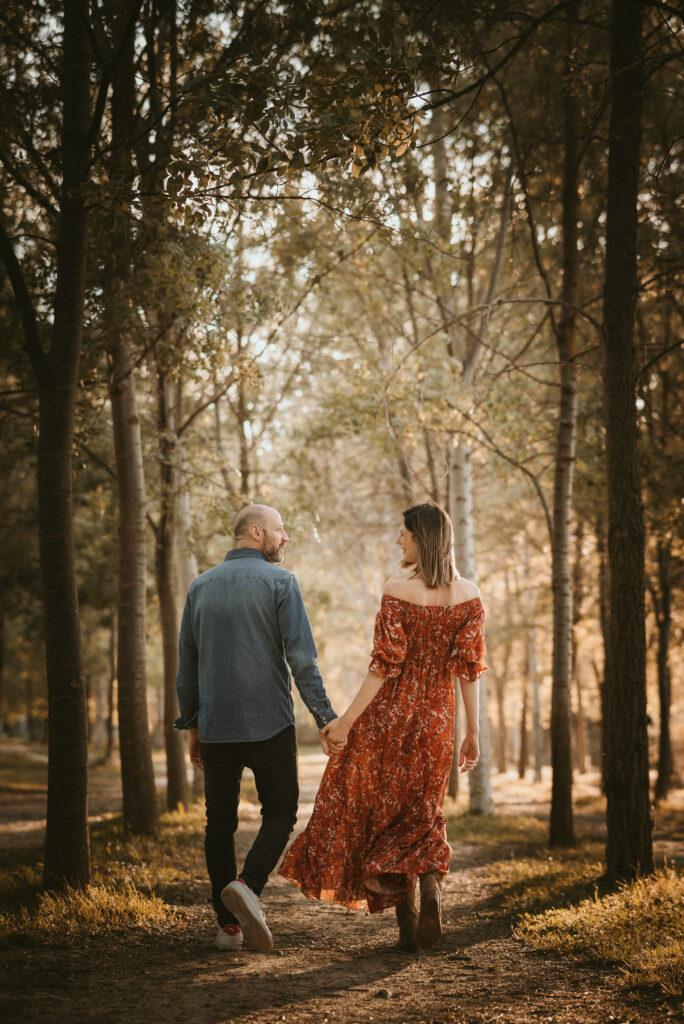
1, 744, 682, 1024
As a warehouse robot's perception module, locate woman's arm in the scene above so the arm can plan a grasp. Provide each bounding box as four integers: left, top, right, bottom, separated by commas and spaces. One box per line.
457, 677, 480, 772
323, 669, 385, 746
459, 677, 479, 734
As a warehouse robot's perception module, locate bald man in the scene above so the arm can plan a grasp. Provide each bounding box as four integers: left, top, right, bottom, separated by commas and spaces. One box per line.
175, 504, 339, 954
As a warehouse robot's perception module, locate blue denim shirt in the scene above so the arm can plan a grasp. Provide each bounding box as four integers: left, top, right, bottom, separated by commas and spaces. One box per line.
174, 548, 337, 742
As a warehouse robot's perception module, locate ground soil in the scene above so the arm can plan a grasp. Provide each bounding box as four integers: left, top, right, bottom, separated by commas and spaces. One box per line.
1, 741, 682, 1024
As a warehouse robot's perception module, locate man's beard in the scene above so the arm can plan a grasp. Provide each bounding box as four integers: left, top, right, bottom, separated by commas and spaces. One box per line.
262, 541, 284, 563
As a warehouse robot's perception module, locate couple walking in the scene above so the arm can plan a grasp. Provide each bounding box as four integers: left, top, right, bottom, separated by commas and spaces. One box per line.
175, 500, 487, 955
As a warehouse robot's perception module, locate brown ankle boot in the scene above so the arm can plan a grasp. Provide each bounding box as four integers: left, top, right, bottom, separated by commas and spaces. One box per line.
416, 872, 443, 949
394, 887, 418, 953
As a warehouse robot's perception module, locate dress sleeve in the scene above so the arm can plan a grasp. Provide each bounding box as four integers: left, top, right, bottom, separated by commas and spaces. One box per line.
368, 598, 408, 680
449, 604, 487, 682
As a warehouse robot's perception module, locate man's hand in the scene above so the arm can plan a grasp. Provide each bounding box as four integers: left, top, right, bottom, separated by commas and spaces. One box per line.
323, 716, 349, 754
189, 727, 203, 771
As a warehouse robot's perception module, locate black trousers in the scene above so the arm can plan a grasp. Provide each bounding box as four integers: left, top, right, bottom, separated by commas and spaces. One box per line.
201, 724, 299, 927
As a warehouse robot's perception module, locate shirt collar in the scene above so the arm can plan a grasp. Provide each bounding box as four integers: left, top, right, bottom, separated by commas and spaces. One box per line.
224, 548, 268, 562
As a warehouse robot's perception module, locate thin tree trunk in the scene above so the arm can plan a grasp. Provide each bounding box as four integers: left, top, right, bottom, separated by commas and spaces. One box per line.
176, 460, 203, 800
654, 540, 674, 801
549, 1, 580, 848
572, 518, 588, 774
0, 598, 4, 731
602, 0, 653, 881
529, 624, 543, 782
518, 675, 529, 780
109, 343, 159, 833
595, 511, 609, 787
155, 370, 190, 810
494, 669, 507, 774
104, 0, 159, 835
105, 613, 116, 764
452, 444, 493, 815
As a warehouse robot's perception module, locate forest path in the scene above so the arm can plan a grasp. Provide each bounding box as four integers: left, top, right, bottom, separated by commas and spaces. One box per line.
1, 743, 681, 1024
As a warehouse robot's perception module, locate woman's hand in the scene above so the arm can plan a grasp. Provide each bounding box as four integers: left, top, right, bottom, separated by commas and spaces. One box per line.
189, 728, 203, 772
458, 732, 480, 773
323, 715, 350, 752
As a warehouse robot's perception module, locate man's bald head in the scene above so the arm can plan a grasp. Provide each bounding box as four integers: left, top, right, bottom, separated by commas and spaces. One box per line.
234, 504, 289, 563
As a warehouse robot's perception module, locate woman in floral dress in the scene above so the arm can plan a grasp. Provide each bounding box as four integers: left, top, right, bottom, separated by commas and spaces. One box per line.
279, 501, 487, 952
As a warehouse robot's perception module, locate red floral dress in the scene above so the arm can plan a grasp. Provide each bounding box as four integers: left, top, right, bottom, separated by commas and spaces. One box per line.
279, 594, 487, 913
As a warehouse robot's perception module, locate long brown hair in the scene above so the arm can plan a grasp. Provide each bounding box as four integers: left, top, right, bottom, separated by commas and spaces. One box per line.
402, 502, 458, 588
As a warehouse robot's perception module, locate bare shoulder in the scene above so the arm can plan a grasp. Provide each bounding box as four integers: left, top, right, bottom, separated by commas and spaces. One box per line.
382, 577, 414, 600
454, 577, 481, 602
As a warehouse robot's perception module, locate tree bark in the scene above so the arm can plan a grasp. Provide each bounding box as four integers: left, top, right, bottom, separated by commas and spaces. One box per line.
452, 444, 493, 815
653, 540, 674, 801
572, 517, 588, 773
601, 0, 653, 880
595, 510, 609, 788
518, 674, 529, 780
549, 1, 580, 848
529, 624, 543, 782
155, 370, 190, 811
105, 4, 158, 834
39, 0, 92, 889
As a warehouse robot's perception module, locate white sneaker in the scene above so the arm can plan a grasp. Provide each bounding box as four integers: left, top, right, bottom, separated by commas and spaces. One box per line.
215, 924, 243, 951
221, 880, 273, 952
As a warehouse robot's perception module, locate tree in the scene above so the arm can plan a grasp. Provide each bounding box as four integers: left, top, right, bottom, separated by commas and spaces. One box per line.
0, 0, 93, 888
601, 0, 653, 882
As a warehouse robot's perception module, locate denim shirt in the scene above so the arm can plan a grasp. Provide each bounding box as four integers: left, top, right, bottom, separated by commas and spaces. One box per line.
174, 548, 337, 742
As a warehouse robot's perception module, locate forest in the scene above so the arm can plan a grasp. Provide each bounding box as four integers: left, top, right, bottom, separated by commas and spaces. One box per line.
0, 2, 682, 1023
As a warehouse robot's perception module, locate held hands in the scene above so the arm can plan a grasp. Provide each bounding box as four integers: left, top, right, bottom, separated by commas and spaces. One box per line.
458, 732, 480, 774
321, 715, 350, 756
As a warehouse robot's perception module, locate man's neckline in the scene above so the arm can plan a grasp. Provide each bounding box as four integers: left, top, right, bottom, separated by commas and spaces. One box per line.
224, 548, 268, 561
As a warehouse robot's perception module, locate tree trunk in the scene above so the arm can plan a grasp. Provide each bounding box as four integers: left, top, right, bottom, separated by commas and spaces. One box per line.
549, 1, 580, 848
518, 675, 529, 780
177, 465, 203, 799
0, 598, 5, 731
572, 518, 588, 773
529, 624, 543, 782
105, 613, 116, 764
452, 444, 493, 815
654, 540, 674, 801
40, 0, 92, 889
155, 370, 190, 811
105, 7, 158, 835
109, 344, 159, 833
595, 510, 609, 788
494, 669, 507, 774
601, 0, 653, 881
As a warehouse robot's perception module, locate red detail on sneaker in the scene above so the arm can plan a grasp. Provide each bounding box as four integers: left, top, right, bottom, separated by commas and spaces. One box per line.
237, 877, 249, 888
222, 924, 241, 936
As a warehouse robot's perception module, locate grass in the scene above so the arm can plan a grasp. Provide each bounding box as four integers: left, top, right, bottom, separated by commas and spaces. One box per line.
0, 806, 204, 945
514, 868, 684, 998
0, 883, 176, 946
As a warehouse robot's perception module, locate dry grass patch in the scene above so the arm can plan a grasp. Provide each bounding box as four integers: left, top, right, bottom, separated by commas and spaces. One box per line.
447, 812, 548, 848
514, 868, 684, 998
0, 882, 178, 945
483, 851, 604, 913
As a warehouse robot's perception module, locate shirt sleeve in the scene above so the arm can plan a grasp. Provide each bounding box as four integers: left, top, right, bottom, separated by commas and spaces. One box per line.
368, 598, 408, 680
174, 588, 199, 731
449, 604, 487, 682
276, 575, 337, 730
